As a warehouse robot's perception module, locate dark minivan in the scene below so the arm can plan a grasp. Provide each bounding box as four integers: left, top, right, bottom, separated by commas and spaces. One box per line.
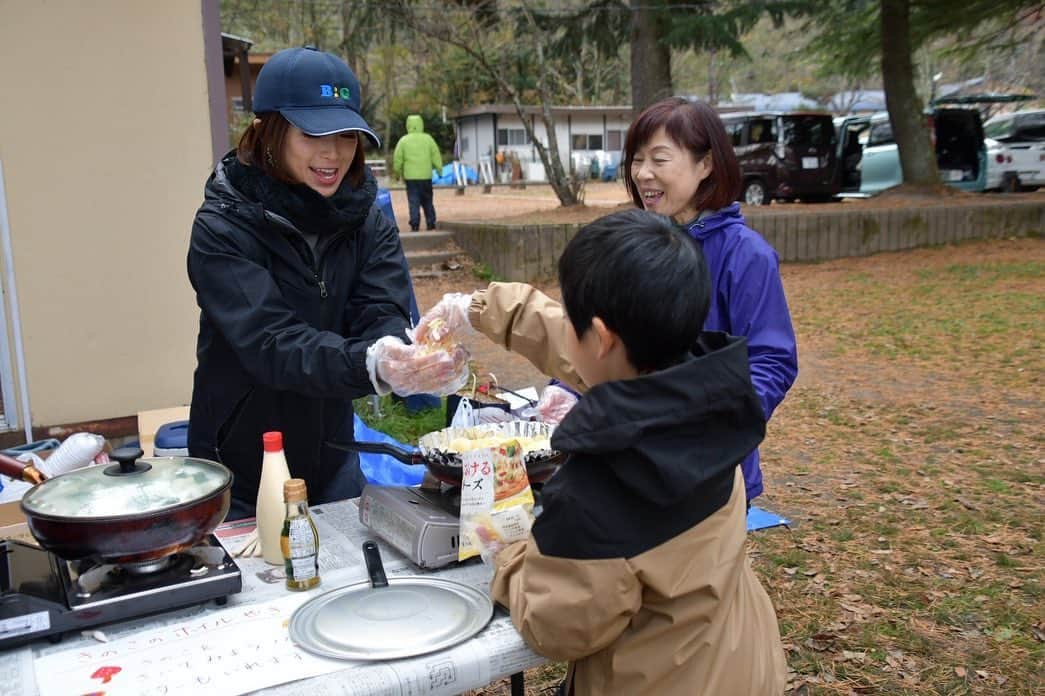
720, 111, 839, 205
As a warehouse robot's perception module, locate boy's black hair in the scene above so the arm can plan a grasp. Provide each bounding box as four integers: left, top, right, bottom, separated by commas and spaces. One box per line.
557, 209, 711, 373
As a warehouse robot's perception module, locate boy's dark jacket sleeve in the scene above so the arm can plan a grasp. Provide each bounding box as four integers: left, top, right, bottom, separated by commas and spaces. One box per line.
188, 205, 410, 398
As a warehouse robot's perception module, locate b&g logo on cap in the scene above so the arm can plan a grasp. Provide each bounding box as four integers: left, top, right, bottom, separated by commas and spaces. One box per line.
320, 84, 351, 101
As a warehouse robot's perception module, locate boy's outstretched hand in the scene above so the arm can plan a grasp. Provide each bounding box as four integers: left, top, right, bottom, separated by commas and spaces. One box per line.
474, 525, 509, 565
413, 292, 474, 347
536, 384, 579, 425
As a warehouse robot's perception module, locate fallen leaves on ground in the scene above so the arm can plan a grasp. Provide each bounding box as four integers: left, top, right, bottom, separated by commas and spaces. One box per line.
418, 236, 1044, 696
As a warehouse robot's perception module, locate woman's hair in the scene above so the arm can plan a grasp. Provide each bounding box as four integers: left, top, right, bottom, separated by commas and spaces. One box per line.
623, 97, 741, 213
236, 113, 366, 187
558, 209, 710, 373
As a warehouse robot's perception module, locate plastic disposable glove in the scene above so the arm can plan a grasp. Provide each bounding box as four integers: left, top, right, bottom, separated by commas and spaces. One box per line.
535, 384, 579, 425
366, 336, 470, 397
412, 292, 474, 347
474, 525, 509, 566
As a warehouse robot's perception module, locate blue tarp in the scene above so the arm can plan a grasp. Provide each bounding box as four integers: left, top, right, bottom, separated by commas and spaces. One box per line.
433, 163, 479, 186
353, 414, 426, 486
747, 506, 790, 532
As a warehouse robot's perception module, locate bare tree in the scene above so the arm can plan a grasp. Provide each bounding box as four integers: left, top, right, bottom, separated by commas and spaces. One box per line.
388, 1, 584, 206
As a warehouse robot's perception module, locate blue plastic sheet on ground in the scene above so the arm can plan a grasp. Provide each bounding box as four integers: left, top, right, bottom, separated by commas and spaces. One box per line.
432, 163, 479, 185
353, 414, 426, 486
747, 506, 790, 532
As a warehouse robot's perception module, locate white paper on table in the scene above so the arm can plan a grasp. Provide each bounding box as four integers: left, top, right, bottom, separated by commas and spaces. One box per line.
497, 387, 539, 411
0, 648, 36, 696
33, 593, 347, 696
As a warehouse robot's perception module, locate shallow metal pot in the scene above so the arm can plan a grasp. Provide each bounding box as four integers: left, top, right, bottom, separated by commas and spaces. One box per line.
18, 447, 232, 565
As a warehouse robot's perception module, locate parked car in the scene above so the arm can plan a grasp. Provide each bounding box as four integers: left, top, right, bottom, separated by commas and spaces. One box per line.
835, 108, 987, 195
720, 111, 839, 205
984, 138, 1019, 192
982, 109, 1045, 190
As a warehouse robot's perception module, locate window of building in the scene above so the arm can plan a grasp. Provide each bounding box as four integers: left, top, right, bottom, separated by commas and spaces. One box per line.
607, 129, 624, 151
571, 133, 603, 150
231, 96, 245, 113
497, 128, 530, 146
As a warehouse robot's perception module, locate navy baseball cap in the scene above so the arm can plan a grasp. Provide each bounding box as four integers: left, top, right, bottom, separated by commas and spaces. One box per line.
252, 46, 381, 147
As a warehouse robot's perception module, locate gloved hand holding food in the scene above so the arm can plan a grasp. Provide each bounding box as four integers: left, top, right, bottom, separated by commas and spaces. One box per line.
412, 292, 474, 348
366, 336, 470, 396
535, 384, 579, 425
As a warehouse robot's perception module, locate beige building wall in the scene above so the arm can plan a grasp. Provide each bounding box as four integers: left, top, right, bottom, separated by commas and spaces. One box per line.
0, 1, 216, 429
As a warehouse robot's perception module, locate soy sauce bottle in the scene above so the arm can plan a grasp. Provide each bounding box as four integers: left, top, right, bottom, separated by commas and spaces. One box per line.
280, 478, 321, 591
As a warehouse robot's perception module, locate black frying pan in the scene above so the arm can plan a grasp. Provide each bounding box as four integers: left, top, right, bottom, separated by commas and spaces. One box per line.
327, 420, 563, 487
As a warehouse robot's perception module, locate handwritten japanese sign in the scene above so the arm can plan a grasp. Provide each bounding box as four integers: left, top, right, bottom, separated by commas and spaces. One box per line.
33, 595, 344, 696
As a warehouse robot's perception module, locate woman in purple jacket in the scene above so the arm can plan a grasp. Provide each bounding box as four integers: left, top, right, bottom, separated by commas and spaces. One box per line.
622, 97, 798, 501
419, 97, 796, 502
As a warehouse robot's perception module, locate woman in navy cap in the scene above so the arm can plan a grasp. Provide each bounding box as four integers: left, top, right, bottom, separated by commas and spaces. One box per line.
187, 47, 466, 519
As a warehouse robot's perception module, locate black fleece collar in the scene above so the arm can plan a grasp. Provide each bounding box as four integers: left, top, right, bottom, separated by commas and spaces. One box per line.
223, 154, 377, 237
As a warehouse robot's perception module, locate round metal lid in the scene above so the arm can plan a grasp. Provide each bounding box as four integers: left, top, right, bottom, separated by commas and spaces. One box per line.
21, 456, 231, 519
289, 576, 494, 660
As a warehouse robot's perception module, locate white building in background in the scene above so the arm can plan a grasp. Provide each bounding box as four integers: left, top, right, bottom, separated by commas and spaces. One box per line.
452, 104, 633, 182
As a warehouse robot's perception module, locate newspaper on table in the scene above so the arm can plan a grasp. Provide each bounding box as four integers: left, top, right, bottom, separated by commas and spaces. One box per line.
7, 498, 545, 696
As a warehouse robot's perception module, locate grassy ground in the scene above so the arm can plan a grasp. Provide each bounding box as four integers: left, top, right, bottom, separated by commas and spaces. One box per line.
363, 236, 1043, 695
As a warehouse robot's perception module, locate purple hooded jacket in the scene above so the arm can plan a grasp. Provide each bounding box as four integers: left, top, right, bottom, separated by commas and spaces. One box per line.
685, 203, 798, 500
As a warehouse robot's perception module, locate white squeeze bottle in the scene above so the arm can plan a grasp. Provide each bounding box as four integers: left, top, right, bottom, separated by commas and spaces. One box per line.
256, 431, 292, 565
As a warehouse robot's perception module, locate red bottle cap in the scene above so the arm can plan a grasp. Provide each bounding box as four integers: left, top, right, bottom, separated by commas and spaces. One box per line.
262, 431, 283, 453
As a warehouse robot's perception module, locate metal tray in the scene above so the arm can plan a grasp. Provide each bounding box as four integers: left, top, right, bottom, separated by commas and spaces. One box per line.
288, 575, 494, 660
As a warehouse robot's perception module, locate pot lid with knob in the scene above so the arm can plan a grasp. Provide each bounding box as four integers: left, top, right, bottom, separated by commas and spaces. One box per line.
20, 446, 232, 521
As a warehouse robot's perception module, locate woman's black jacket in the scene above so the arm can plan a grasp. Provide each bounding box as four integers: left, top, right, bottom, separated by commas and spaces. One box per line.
186, 155, 412, 504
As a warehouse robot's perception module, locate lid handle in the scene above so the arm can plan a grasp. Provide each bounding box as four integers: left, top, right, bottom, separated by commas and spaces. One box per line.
104, 446, 152, 476
362, 540, 388, 589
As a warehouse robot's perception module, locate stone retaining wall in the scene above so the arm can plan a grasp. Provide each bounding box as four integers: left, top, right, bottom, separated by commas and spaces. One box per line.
442, 200, 1044, 283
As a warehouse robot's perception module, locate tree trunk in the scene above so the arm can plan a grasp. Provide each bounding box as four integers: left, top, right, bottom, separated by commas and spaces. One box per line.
528, 32, 579, 206
880, 0, 939, 187
382, 14, 395, 158
630, 0, 672, 116
707, 49, 717, 104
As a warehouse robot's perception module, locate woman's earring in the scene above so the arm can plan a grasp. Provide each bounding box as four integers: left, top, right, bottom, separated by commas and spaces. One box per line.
265, 146, 275, 167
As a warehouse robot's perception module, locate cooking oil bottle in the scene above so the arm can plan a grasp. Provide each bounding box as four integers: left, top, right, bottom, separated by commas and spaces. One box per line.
281, 478, 320, 591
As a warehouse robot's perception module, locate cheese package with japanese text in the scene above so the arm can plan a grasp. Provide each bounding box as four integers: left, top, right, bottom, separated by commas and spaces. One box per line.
458, 440, 535, 563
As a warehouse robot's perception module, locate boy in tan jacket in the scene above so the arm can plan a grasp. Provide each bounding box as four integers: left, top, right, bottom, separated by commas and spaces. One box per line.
421, 209, 787, 695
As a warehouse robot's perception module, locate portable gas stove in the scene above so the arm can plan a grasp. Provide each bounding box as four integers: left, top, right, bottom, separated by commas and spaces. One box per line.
359, 484, 462, 569
359, 483, 545, 569
0, 534, 242, 649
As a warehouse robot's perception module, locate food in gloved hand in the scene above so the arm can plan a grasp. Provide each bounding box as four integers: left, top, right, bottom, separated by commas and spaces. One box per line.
415, 318, 455, 355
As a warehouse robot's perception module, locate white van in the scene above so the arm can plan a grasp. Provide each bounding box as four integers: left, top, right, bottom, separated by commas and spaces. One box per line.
982, 109, 1045, 190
